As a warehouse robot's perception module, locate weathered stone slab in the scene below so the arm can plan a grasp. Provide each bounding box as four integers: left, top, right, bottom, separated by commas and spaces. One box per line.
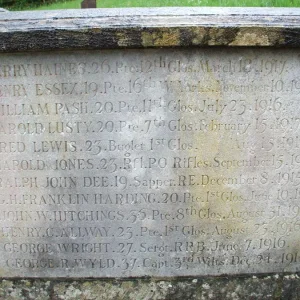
0, 47, 299, 278
0, 8, 300, 51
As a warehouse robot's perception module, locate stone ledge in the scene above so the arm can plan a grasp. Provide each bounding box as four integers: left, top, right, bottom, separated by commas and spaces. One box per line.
0, 8, 299, 51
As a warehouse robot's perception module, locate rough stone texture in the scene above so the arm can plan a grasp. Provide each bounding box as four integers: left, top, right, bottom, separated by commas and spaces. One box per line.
0, 8, 299, 51
0, 275, 299, 299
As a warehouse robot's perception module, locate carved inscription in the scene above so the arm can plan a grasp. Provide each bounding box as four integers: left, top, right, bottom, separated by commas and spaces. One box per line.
0, 49, 299, 277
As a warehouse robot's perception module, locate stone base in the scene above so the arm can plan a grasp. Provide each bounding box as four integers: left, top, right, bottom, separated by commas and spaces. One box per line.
0, 274, 299, 300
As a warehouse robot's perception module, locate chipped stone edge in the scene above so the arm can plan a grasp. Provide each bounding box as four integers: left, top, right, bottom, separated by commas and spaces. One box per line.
0, 8, 299, 52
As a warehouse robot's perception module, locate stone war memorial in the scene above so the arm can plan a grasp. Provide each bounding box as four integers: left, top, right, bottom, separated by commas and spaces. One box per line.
0, 6, 299, 299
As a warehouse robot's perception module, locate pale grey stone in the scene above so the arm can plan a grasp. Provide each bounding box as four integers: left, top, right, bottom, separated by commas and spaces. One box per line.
0, 48, 299, 278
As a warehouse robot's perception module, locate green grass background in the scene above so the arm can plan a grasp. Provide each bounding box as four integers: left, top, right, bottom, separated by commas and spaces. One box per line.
31, 0, 299, 10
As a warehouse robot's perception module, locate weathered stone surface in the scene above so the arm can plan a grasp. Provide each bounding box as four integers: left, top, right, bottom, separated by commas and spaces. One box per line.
0, 275, 299, 300
0, 7, 299, 299
0, 47, 300, 278
0, 8, 299, 51
0, 279, 52, 300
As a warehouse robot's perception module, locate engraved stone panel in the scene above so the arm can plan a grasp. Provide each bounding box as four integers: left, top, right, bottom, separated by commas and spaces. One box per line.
0, 48, 299, 277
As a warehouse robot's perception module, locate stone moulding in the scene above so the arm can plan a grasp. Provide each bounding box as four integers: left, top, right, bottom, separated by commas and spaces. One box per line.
0, 7, 299, 51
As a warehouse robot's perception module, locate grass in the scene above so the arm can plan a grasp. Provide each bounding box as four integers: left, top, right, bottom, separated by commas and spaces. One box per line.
28, 0, 299, 10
